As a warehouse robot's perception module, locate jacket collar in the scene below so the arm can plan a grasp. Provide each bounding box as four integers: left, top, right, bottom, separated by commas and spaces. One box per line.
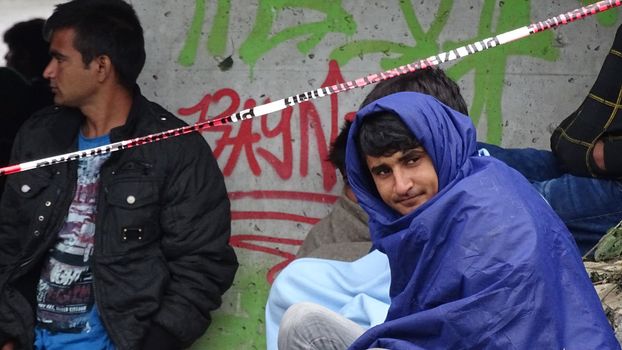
109, 85, 147, 142
45, 84, 148, 146
47, 106, 83, 152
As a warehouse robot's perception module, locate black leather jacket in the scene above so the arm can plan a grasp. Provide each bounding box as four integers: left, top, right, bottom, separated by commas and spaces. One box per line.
0, 90, 238, 350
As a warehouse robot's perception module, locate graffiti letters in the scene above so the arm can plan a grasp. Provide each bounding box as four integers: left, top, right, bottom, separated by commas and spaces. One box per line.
179, 0, 356, 74
178, 0, 619, 144
178, 60, 354, 191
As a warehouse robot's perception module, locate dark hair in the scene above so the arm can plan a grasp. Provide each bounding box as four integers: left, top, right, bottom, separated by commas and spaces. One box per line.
360, 67, 468, 115
357, 112, 420, 158
3, 18, 50, 79
328, 67, 463, 176
327, 121, 352, 178
43, 0, 145, 90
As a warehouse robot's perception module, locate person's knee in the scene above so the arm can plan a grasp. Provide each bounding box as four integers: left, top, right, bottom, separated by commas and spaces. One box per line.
280, 302, 323, 332
279, 302, 367, 350
278, 302, 325, 349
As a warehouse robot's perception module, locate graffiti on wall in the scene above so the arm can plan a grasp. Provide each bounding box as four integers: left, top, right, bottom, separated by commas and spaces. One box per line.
178, 0, 617, 142
178, 59, 357, 190
180, 0, 535, 143
179, 59, 353, 278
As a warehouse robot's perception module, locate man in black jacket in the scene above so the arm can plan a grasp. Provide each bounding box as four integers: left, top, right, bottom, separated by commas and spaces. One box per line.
0, 1, 238, 349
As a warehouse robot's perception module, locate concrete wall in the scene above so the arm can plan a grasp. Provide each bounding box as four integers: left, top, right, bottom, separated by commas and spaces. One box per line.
2, 0, 621, 348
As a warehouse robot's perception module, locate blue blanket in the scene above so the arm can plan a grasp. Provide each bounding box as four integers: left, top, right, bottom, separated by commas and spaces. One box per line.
345, 92, 619, 349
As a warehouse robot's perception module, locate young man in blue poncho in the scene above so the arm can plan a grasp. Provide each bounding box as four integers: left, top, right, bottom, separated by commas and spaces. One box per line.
278, 92, 619, 349
265, 68, 471, 350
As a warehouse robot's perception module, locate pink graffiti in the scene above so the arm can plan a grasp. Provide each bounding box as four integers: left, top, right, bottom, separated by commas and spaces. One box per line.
178, 60, 358, 192
229, 234, 304, 284
228, 190, 340, 281
179, 62, 358, 282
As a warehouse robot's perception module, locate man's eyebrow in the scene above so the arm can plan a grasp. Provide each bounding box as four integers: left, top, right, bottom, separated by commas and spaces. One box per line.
369, 163, 389, 173
398, 148, 424, 161
50, 50, 67, 59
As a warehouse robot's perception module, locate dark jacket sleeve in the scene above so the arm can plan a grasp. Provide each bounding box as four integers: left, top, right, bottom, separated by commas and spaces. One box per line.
143, 132, 238, 348
551, 24, 622, 179
0, 118, 40, 349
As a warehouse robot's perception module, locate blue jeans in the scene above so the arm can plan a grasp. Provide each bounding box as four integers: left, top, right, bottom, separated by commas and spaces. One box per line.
34, 307, 115, 350
479, 142, 622, 254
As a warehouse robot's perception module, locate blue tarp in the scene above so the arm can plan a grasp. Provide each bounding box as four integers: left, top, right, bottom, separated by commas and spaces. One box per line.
345, 92, 619, 349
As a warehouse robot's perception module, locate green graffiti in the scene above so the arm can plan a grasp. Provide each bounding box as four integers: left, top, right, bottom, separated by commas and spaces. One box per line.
178, 0, 232, 66
179, 0, 206, 66
579, 0, 619, 26
178, 1, 619, 142
177, 0, 357, 72
446, 0, 558, 144
331, 0, 453, 70
330, 0, 558, 144
207, 0, 233, 55
238, 0, 356, 76
190, 268, 269, 350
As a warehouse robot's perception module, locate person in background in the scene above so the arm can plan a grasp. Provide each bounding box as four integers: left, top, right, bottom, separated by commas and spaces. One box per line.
1, 18, 54, 198
3, 18, 53, 113
0, 68, 29, 184
294, 118, 371, 261
0, 1, 238, 349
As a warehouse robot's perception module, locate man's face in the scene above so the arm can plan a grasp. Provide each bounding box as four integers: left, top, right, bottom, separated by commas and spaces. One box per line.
43, 27, 99, 107
4, 47, 28, 77
4, 48, 17, 70
365, 147, 438, 215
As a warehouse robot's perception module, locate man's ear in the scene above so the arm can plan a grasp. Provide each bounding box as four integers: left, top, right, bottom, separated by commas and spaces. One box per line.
94, 55, 113, 83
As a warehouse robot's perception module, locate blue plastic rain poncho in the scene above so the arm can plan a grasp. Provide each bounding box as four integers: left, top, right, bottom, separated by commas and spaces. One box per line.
345, 92, 619, 349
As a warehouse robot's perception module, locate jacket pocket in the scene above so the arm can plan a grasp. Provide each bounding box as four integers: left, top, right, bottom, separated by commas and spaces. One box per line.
1, 170, 60, 265
102, 176, 162, 255
3, 170, 56, 237
6, 170, 52, 199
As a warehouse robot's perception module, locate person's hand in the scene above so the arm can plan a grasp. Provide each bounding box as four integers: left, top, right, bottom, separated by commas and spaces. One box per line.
1, 340, 15, 350
593, 139, 606, 171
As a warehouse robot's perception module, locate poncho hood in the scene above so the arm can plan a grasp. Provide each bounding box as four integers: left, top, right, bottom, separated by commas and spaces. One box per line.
345, 92, 618, 349
346, 92, 476, 239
